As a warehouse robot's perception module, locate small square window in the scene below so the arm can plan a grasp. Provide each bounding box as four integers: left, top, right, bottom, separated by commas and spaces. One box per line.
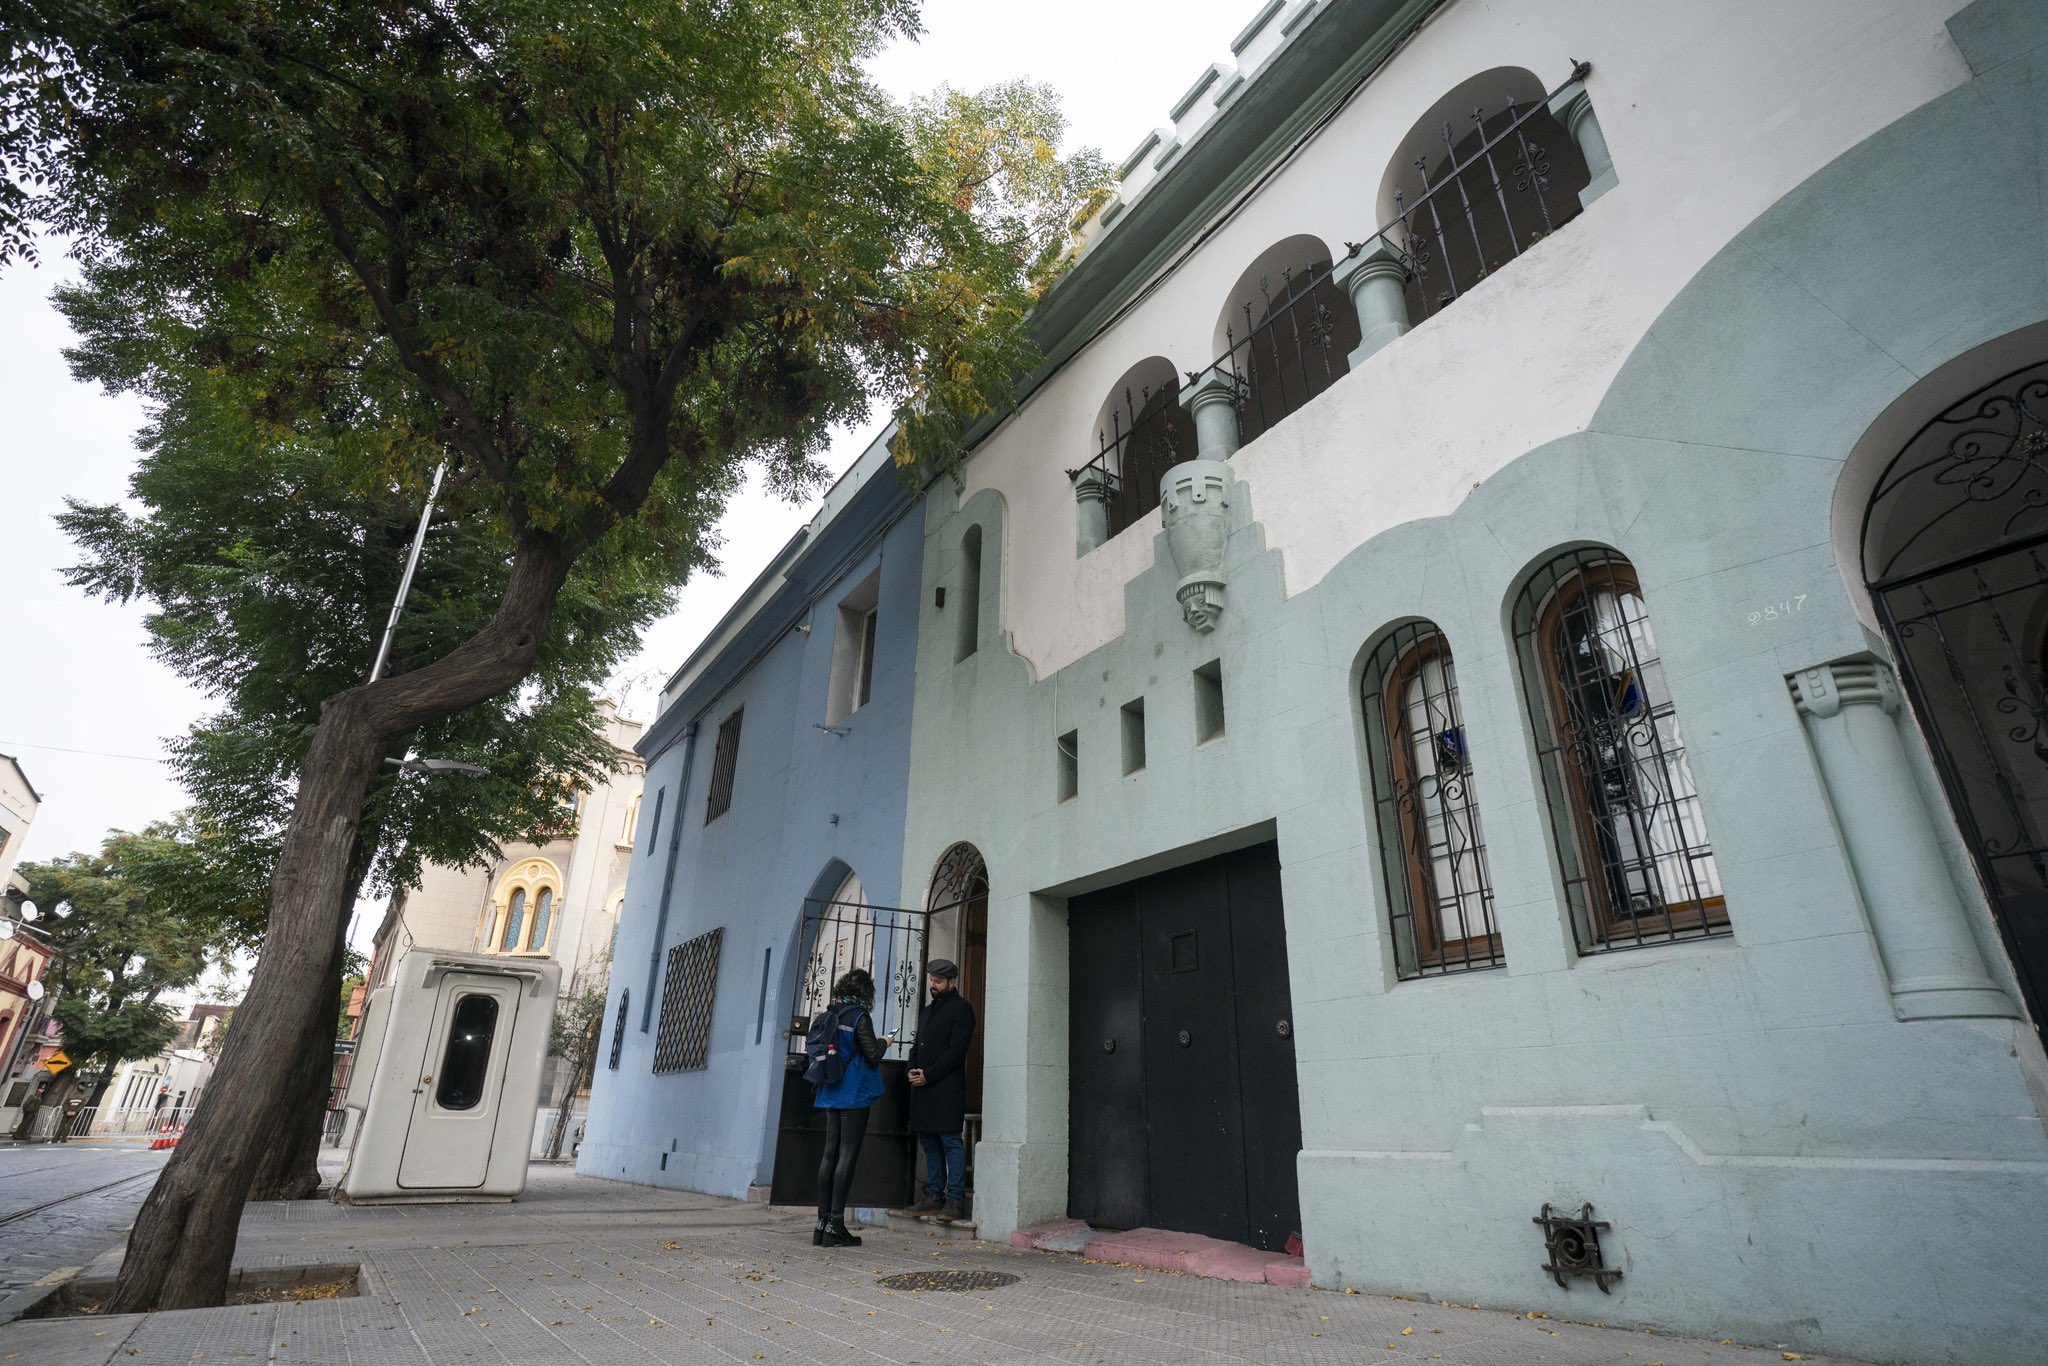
1056, 729, 1079, 803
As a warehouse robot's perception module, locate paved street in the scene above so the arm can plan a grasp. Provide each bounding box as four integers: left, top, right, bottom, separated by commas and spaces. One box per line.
0, 1143, 167, 1315
0, 1163, 1881, 1366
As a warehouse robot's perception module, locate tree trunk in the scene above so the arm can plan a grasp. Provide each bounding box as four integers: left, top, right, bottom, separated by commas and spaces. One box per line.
108, 534, 574, 1313
244, 834, 375, 1202
35, 1071, 79, 1141
242, 923, 349, 1201
545, 1038, 595, 1160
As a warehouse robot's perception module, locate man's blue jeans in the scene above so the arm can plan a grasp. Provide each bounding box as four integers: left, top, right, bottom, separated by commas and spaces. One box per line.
917, 1130, 966, 1203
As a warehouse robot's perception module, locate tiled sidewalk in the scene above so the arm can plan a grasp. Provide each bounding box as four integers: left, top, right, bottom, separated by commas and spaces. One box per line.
0, 1166, 1877, 1366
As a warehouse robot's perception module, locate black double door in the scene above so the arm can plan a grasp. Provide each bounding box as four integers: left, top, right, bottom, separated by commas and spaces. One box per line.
1068, 842, 1302, 1252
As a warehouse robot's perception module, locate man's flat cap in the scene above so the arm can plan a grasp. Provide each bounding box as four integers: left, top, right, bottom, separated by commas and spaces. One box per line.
926, 958, 959, 978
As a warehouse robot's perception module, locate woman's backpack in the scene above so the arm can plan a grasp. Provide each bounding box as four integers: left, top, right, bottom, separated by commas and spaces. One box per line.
803, 1001, 861, 1086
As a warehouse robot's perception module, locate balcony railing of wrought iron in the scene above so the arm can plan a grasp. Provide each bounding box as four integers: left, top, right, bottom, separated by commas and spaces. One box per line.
1070, 65, 1593, 547
1073, 380, 1197, 538
1370, 60, 1591, 323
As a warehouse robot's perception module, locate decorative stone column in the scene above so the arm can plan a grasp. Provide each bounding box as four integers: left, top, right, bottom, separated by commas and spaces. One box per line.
1160, 461, 1232, 633
1790, 657, 2017, 1021
1545, 79, 1617, 208
1332, 237, 1411, 367
1072, 464, 1113, 555
1185, 367, 1245, 461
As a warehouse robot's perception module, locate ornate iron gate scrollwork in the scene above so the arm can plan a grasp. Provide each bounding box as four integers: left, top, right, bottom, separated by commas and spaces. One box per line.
1863, 358, 2048, 1040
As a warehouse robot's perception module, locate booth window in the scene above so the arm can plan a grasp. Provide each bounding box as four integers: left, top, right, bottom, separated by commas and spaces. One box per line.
435, 993, 500, 1111
653, 926, 724, 1073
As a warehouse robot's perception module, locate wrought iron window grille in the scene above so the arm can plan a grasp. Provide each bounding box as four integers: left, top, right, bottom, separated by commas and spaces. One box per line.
704, 708, 743, 824
607, 989, 628, 1071
1534, 1202, 1621, 1292
1072, 65, 1593, 544
1361, 622, 1504, 977
1512, 549, 1727, 953
652, 928, 723, 1074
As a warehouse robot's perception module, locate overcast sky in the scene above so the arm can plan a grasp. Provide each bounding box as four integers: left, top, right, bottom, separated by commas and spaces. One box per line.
0, 0, 1257, 886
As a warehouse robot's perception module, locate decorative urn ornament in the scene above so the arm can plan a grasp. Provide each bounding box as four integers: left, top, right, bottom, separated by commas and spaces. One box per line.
1160, 460, 1232, 632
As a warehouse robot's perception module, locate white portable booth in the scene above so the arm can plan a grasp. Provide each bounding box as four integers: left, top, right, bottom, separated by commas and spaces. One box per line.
340, 950, 559, 1202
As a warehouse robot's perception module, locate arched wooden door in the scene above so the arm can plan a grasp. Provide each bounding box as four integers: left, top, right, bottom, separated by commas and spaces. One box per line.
1864, 357, 2048, 1043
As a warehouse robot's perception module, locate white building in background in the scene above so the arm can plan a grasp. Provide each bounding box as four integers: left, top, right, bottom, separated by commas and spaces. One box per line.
0, 755, 41, 887
361, 705, 643, 1156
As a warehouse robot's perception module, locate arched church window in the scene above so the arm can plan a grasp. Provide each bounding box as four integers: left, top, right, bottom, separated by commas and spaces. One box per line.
1361, 622, 1502, 975
501, 890, 527, 950
486, 858, 563, 956
1512, 549, 1725, 950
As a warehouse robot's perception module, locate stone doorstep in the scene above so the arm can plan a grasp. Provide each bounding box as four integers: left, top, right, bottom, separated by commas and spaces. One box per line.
1012, 1219, 1309, 1287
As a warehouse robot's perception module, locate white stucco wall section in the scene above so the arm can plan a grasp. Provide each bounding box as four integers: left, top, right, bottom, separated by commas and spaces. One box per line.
966, 0, 1973, 678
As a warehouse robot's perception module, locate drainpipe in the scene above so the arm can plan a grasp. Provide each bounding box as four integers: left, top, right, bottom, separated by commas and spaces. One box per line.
641, 721, 700, 1032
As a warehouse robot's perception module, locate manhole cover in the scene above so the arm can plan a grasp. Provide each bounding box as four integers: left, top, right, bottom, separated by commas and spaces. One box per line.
875, 1269, 1021, 1293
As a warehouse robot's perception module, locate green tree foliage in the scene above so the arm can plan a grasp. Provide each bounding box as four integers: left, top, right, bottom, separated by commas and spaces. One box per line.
14, 818, 251, 1083
7, 0, 1105, 1310
55, 389, 649, 902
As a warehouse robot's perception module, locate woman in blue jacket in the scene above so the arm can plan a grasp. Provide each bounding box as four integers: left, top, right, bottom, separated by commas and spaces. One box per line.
812, 968, 891, 1246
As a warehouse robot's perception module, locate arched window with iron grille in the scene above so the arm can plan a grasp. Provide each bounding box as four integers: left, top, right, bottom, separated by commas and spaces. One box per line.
1512, 549, 1726, 951
1361, 622, 1502, 975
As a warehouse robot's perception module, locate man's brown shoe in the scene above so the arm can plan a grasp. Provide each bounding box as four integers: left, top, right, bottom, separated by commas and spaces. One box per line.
903, 1196, 944, 1215
937, 1200, 966, 1222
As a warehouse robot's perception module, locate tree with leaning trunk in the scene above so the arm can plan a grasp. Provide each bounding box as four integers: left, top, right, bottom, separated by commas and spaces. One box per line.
56, 366, 668, 1199
9, 0, 1106, 1310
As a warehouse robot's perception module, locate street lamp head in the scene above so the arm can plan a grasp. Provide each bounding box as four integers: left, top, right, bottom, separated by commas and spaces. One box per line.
384, 756, 490, 779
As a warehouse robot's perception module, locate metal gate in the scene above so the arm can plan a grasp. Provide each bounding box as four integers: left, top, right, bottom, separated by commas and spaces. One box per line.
1864, 357, 2048, 1043
768, 896, 931, 1206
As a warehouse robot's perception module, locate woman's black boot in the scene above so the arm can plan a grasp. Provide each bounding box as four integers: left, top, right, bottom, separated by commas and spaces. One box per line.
822, 1215, 863, 1248
812, 1215, 827, 1247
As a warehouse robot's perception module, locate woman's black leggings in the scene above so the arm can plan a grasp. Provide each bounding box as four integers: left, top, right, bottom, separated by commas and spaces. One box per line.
816, 1106, 870, 1217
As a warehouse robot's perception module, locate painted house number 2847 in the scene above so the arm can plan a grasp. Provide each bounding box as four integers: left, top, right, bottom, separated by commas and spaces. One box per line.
1747, 595, 1807, 626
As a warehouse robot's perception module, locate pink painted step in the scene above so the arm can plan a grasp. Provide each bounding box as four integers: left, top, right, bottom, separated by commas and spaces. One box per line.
1052, 1226, 1309, 1287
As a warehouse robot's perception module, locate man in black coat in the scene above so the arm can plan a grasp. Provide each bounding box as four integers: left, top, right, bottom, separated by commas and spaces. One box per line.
903, 958, 975, 1220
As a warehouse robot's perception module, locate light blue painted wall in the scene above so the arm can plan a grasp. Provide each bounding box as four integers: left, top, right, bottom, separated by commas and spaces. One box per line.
580, 509, 922, 1197
900, 6, 2048, 1364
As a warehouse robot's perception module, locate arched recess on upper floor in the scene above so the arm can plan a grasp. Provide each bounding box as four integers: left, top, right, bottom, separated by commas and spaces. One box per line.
1373, 66, 1589, 325
1084, 355, 1195, 538
1208, 234, 1361, 447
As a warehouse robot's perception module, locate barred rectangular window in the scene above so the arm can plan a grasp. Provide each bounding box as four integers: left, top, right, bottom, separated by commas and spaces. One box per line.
607, 989, 629, 1071
704, 709, 743, 823
652, 928, 723, 1073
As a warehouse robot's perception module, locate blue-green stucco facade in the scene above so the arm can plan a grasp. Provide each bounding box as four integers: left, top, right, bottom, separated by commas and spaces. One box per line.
899, 6, 2048, 1363
584, 5, 2048, 1360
